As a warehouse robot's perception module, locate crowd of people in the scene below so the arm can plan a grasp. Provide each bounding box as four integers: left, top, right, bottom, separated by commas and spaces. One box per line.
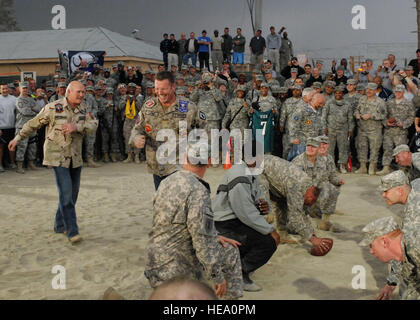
1, 25, 420, 300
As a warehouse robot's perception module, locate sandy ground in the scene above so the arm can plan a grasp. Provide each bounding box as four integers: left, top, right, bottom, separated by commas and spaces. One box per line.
0, 162, 404, 300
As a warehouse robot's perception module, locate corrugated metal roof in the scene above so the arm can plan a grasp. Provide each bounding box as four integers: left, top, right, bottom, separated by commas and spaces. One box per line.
0, 27, 162, 61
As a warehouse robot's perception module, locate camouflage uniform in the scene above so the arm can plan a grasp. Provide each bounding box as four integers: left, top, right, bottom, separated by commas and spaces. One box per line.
250, 94, 277, 113
279, 97, 301, 158
97, 95, 120, 155
15, 96, 42, 162
144, 170, 243, 300
289, 104, 323, 146
381, 98, 415, 166
292, 153, 340, 217
343, 92, 362, 113
258, 155, 315, 240
120, 95, 142, 157
322, 98, 354, 164
82, 93, 99, 159
14, 98, 98, 167
354, 96, 387, 164
190, 87, 224, 133
129, 97, 205, 177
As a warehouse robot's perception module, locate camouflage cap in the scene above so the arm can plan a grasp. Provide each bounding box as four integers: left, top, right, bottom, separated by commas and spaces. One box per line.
292, 84, 302, 90
46, 87, 54, 92
317, 135, 329, 144
127, 66, 134, 71
378, 170, 409, 192
186, 138, 211, 165
235, 84, 247, 92
356, 83, 366, 91
106, 88, 114, 94
270, 85, 281, 93
264, 68, 273, 74
175, 74, 184, 81
189, 64, 196, 69
392, 144, 410, 157
291, 67, 298, 73
181, 65, 188, 70
347, 79, 357, 85
119, 83, 126, 89
19, 81, 28, 88
86, 86, 94, 91
252, 68, 260, 74
279, 86, 289, 94
7, 83, 15, 89
231, 77, 238, 82
94, 85, 102, 91
203, 74, 213, 83
59, 73, 67, 79
260, 82, 269, 88
104, 67, 110, 72
46, 80, 53, 86
335, 85, 346, 92
175, 86, 187, 95
325, 80, 336, 88
394, 84, 405, 92
306, 137, 320, 147
128, 82, 137, 88
217, 78, 228, 87
312, 82, 322, 89
146, 82, 155, 89
58, 82, 67, 88
404, 65, 413, 71
112, 64, 118, 68
255, 74, 264, 81
366, 82, 378, 90
316, 60, 324, 65
118, 61, 125, 66
359, 216, 398, 247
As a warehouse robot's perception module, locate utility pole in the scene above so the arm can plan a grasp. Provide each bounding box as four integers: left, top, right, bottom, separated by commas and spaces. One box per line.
254, 0, 262, 33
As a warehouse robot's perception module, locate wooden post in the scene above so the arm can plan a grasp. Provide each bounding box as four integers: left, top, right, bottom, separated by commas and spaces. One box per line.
350, 56, 355, 73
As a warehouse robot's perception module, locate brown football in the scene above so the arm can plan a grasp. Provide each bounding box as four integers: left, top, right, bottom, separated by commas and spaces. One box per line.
310, 238, 334, 256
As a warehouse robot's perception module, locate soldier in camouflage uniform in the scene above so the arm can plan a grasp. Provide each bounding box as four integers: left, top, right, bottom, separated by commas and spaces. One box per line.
120, 83, 142, 164
344, 79, 362, 167
322, 85, 355, 173
378, 85, 415, 175
49, 82, 67, 103
258, 154, 333, 255
190, 74, 224, 134
279, 85, 303, 159
129, 71, 206, 190
82, 86, 100, 167
97, 88, 120, 162
361, 178, 420, 301
186, 65, 201, 84
288, 93, 325, 159
393, 144, 420, 182
354, 82, 387, 175
292, 137, 343, 231
246, 74, 264, 104
103, 68, 118, 90
322, 81, 336, 103
14, 82, 42, 174
144, 140, 243, 300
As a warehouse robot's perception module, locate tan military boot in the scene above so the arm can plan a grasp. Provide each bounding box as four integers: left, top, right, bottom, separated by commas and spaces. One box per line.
16, 161, 25, 174
110, 153, 118, 163
339, 163, 347, 174
27, 161, 39, 170
355, 162, 367, 174
319, 215, 332, 231
122, 153, 133, 164
376, 165, 391, 176
134, 154, 141, 164
87, 157, 101, 168
368, 162, 377, 176
278, 230, 301, 244
103, 153, 110, 163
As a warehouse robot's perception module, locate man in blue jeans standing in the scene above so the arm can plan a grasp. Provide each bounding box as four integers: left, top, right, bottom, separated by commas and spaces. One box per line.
9, 81, 98, 244
197, 30, 211, 71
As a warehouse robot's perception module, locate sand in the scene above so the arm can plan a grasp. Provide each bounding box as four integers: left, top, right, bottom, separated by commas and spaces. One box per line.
0, 162, 404, 300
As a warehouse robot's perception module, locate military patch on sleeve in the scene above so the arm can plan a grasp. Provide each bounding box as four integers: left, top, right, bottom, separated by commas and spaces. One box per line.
178, 100, 189, 113
199, 111, 206, 120
294, 116, 299, 121
55, 104, 64, 113
145, 124, 152, 133
306, 119, 312, 125
145, 100, 155, 109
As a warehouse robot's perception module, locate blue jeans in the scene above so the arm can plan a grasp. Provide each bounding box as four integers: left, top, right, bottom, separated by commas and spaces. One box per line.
183, 52, 197, 67
233, 52, 244, 64
53, 164, 82, 238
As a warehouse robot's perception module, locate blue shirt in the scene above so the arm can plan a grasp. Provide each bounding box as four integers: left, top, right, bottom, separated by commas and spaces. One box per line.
197, 37, 211, 52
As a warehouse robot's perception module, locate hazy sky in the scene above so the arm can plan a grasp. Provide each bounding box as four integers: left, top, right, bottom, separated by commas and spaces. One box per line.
12, 0, 418, 52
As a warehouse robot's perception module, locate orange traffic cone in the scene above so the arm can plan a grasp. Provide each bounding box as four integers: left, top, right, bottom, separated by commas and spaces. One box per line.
224, 138, 232, 170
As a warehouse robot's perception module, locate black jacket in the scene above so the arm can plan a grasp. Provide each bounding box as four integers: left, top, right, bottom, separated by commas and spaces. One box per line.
222, 34, 233, 53
160, 39, 170, 54
184, 38, 199, 54
168, 39, 179, 54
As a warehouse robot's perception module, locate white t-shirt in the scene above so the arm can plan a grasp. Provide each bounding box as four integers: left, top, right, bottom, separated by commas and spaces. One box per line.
0, 94, 16, 129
